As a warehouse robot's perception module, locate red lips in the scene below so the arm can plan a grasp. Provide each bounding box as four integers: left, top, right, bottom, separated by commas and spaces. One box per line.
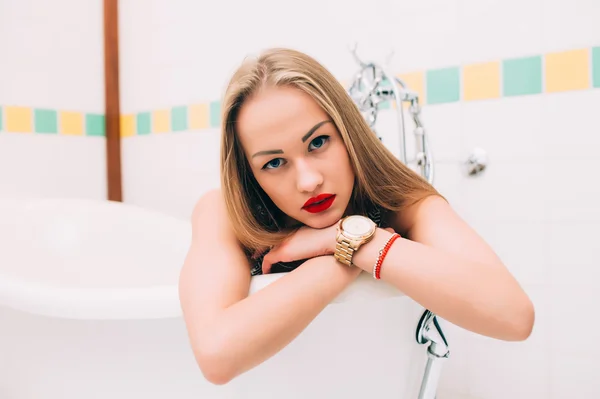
302, 193, 336, 214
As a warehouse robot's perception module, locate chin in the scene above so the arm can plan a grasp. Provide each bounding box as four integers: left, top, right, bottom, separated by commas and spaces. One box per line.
301, 210, 344, 229
303, 220, 332, 229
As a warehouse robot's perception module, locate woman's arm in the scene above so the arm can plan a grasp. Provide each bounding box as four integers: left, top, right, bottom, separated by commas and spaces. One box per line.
350, 195, 535, 341
178, 189, 360, 385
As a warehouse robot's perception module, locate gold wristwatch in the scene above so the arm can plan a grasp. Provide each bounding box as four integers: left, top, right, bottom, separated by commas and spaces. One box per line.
334, 215, 377, 266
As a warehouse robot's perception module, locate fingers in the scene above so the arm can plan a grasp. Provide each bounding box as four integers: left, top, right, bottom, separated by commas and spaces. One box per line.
261, 258, 272, 274
262, 244, 290, 274
261, 249, 278, 274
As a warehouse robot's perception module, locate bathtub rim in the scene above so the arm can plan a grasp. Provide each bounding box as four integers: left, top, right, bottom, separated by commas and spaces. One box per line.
0, 271, 405, 320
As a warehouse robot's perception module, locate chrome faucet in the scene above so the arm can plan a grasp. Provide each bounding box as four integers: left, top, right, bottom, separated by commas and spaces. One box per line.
346, 43, 435, 185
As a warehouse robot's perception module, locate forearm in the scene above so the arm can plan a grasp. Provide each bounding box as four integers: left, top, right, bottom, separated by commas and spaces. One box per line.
201, 255, 361, 383
351, 229, 534, 341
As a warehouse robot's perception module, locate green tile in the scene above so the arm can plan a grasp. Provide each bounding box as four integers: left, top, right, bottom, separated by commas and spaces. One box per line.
34, 109, 58, 134
137, 112, 151, 135
210, 101, 221, 128
86, 114, 105, 136
171, 106, 188, 131
502, 55, 542, 96
426, 67, 460, 104
592, 47, 600, 88
380, 78, 393, 88
378, 101, 391, 110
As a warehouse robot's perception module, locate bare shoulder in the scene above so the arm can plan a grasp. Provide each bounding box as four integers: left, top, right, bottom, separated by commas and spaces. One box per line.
179, 188, 252, 327
388, 194, 449, 235
392, 194, 503, 266
405, 195, 450, 229
393, 194, 464, 240
187, 187, 247, 264
190, 189, 240, 242
191, 188, 227, 228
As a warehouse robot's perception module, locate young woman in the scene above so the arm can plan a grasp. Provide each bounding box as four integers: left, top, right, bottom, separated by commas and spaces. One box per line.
178, 47, 534, 385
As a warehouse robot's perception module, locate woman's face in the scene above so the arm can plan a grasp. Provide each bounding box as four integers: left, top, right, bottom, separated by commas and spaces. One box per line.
236, 85, 355, 229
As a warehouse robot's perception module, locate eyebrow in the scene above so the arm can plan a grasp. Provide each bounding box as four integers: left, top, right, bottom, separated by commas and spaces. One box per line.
301, 120, 331, 142
251, 120, 332, 159
251, 149, 284, 158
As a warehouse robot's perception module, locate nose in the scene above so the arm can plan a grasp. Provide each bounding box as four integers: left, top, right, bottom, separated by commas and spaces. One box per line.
295, 159, 323, 193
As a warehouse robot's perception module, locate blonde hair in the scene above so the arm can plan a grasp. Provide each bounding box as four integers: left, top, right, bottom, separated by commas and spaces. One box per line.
220, 48, 441, 253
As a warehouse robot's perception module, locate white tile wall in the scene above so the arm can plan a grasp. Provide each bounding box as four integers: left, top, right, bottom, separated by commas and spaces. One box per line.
462, 96, 546, 161
541, 90, 600, 161
541, 0, 600, 53
549, 285, 600, 397
543, 159, 600, 222
430, 162, 468, 218
551, 352, 600, 398
0, 0, 106, 200
3, 0, 599, 396
547, 222, 600, 285
0, 0, 104, 111
463, 160, 549, 223
121, 129, 221, 219
419, 103, 466, 163
387, 0, 463, 71
0, 133, 107, 200
458, 0, 544, 65
436, 322, 471, 397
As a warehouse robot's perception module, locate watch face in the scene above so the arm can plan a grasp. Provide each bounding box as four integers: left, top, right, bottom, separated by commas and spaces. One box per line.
342, 215, 374, 237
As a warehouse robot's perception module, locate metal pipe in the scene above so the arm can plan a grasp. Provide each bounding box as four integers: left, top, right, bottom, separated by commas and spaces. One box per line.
419, 350, 448, 399
416, 310, 450, 399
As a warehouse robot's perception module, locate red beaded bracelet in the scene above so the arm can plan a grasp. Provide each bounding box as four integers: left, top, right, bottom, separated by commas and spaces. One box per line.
373, 233, 401, 280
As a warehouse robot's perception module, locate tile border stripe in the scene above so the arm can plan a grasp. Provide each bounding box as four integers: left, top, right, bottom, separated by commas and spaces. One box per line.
1, 45, 598, 137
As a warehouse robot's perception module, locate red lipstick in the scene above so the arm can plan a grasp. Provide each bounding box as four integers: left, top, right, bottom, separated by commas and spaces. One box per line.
302, 193, 336, 214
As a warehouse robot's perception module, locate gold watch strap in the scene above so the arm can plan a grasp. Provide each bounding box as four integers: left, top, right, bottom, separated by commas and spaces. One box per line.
334, 238, 355, 266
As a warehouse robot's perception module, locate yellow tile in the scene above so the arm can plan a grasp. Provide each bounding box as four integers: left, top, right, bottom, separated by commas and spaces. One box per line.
189, 104, 209, 130
6, 106, 33, 132
120, 114, 135, 137
153, 109, 170, 133
463, 61, 501, 101
397, 71, 426, 108
545, 48, 590, 93
60, 111, 84, 135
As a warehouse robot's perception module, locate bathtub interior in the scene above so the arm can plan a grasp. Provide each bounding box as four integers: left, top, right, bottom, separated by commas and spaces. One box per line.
0, 198, 191, 289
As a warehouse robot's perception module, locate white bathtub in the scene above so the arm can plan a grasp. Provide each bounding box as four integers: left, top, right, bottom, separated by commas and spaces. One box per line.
0, 198, 439, 398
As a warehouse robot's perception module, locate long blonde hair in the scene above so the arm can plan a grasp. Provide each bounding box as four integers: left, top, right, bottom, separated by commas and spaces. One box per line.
220, 48, 440, 253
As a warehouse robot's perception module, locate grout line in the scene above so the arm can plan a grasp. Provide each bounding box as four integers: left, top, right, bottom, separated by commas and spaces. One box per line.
589, 47, 594, 89
541, 52, 546, 95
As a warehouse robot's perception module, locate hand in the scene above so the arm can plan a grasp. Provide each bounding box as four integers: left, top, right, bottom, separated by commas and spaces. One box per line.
261, 223, 339, 274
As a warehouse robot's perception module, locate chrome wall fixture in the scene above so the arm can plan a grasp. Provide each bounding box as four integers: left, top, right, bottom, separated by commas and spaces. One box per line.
465, 147, 488, 176
346, 44, 435, 185
346, 44, 449, 399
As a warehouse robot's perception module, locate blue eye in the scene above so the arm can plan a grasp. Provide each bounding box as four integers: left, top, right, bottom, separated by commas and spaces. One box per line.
263, 158, 284, 170
309, 135, 329, 151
